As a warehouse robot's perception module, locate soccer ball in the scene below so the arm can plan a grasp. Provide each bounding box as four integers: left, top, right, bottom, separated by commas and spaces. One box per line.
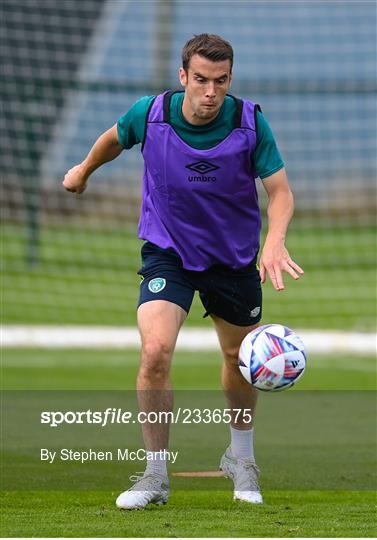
238, 324, 306, 391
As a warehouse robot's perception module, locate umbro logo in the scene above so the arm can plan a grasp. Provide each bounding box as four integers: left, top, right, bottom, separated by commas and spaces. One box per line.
185, 160, 220, 174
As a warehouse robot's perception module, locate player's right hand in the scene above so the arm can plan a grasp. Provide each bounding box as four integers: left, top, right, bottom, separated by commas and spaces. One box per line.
63, 164, 89, 194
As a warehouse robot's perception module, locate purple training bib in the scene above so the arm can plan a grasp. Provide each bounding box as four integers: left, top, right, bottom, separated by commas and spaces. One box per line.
139, 91, 261, 271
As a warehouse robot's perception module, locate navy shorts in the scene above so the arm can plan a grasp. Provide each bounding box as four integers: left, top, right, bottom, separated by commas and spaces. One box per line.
137, 242, 262, 327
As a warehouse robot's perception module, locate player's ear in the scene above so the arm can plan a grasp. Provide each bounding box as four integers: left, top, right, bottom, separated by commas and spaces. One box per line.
228, 71, 233, 88
179, 67, 188, 87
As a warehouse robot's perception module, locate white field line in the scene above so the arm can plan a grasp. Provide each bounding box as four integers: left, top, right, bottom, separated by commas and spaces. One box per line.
2, 326, 376, 355
3, 356, 375, 371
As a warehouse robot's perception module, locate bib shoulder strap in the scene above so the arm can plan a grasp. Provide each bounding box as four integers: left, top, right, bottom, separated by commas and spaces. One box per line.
232, 96, 244, 128
240, 99, 262, 131
228, 93, 262, 131
163, 90, 184, 123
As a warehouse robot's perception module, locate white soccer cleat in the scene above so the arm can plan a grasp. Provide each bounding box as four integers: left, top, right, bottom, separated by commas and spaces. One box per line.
220, 446, 263, 504
116, 472, 170, 510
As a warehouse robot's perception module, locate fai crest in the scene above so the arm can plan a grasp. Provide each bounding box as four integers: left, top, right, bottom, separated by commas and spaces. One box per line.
148, 278, 167, 293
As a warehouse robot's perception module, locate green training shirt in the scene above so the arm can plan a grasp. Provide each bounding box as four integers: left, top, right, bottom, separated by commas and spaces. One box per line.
117, 93, 284, 179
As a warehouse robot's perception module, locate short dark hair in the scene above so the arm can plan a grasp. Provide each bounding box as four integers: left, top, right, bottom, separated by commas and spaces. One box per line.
182, 33, 233, 71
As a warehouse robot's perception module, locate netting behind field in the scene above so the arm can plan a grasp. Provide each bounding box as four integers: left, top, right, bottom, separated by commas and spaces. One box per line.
2, 0, 376, 330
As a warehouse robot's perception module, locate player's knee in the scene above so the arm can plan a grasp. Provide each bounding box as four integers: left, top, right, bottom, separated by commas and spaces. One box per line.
222, 346, 240, 367
142, 339, 173, 360
140, 340, 173, 378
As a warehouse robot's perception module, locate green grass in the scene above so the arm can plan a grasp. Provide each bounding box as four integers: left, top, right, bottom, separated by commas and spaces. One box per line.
2, 349, 376, 390
1, 348, 376, 537
1, 490, 375, 538
3, 222, 376, 329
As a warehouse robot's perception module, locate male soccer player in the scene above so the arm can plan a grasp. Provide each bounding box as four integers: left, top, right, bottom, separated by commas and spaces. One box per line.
63, 33, 304, 509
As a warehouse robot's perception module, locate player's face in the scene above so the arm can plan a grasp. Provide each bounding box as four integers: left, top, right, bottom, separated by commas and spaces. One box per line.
179, 54, 232, 125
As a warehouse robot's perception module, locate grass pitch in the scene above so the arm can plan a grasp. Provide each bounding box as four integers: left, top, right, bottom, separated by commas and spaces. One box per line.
3, 223, 376, 329
1, 349, 376, 537
1, 490, 375, 538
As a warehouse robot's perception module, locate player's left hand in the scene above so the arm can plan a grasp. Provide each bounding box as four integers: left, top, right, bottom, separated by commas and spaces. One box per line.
259, 241, 304, 291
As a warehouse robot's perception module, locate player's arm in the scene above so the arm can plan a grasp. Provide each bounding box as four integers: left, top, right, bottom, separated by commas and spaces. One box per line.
259, 168, 304, 291
63, 124, 123, 193
63, 96, 152, 194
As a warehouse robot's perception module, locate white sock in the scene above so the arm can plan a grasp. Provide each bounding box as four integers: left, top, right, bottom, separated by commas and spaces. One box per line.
145, 452, 168, 478
230, 425, 255, 461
